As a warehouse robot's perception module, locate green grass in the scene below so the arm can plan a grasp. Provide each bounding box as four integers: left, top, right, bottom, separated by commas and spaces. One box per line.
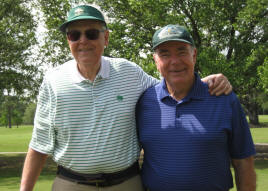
248, 115, 268, 143
259, 115, 268, 123
251, 128, 268, 143
0, 125, 32, 152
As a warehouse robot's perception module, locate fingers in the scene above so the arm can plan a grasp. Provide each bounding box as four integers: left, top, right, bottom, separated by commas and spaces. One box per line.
210, 79, 226, 95
207, 79, 214, 88
224, 82, 232, 95
205, 73, 233, 96
209, 74, 232, 95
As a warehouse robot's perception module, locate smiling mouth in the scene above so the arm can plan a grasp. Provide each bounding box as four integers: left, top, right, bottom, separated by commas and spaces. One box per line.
170, 69, 186, 73
79, 48, 90, 51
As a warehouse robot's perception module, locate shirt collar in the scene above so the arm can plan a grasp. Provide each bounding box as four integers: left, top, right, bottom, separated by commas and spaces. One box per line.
69, 56, 110, 83
158, 72, 207, 102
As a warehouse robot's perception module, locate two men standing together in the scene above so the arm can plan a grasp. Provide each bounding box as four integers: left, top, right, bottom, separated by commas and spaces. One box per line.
20, 5, 255, 191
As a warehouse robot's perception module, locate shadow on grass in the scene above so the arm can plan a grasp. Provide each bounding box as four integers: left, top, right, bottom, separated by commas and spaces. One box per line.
250, 122, 268, 128
0, 154, 57, 178
1, 153, 268, 191
0, 154, 57, 190
254, 158, 268, 170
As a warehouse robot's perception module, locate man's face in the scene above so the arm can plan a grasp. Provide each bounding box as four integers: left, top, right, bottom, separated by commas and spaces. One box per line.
67, 20, 109, 65
153, 41, 197, 87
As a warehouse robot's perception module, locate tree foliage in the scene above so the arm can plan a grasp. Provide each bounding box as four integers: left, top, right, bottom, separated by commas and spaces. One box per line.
36, 0, 268, 124
22, 102, 36, 125
0, 95, 27, 128
92, 0, 267, 124
0, 0, 39, 97
258, 57, 268, 93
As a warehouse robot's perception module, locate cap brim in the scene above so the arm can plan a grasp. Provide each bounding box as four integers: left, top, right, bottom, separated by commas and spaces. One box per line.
153, 38, 193, 49
59, 16, 106, 32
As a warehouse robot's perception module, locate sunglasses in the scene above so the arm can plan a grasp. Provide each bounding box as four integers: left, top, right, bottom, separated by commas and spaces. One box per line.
66, 29, 105, 42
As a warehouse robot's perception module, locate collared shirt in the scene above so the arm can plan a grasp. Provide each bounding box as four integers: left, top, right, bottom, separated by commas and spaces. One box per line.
71, 57, 110, 83
30, 56, 158, 173
136, 73, 256, 191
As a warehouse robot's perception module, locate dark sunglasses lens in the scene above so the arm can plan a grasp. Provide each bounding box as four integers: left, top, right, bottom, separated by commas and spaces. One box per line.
67, 31, 81, 41
86, 29, 100, 40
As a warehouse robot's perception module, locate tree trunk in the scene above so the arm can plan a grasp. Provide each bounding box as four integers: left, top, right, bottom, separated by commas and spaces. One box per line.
248, 110, 259, 125
8, 105, 12, 128
247, 101, 260, 126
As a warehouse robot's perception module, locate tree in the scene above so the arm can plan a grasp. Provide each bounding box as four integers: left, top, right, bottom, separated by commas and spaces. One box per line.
0, 0, 39, 96
0, 0, 40, 127
258, 57, 268, 93
23, 102, 36, 125
0, 95, 27, 128
92, 0, 267, 125
36, 0, 267, 125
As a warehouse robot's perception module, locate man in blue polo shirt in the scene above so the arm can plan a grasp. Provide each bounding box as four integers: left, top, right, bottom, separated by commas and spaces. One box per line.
136, 24, 256, 191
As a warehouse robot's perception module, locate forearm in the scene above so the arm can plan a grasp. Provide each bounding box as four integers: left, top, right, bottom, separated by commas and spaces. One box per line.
20, 148, 48, 191
232, 157, 256, 191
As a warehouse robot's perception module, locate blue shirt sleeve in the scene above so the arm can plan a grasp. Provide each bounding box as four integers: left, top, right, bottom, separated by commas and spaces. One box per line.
229, 93, 256, 159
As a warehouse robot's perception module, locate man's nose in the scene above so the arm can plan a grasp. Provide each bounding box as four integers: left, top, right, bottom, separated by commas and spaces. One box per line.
170, 55, 180, 65
79, 33, 88, 43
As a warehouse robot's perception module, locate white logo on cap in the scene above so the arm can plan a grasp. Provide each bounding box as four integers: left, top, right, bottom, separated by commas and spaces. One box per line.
74, 8, 84, 16
158, 26, 182, 39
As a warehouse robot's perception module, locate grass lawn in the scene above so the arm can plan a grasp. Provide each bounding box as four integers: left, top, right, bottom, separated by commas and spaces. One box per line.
259, 115, 268, 123
0, 125, 32, 152
248, 115, 268, 143
250, 128, 268, 143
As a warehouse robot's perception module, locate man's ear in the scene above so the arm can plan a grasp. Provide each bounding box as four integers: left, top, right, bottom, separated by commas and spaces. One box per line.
153, 53, 156, 62
104, 30, 109, 47
153, 53, 160, 71
192, 47, 197, 65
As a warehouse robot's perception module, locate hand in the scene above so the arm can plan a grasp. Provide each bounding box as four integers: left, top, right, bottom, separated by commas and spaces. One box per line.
202, 73, 232, 96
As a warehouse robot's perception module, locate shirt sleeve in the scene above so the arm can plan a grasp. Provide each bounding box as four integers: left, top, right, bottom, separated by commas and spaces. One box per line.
29, 77, 56, 155
135, 64, 159, 93
229, 93, 256, 159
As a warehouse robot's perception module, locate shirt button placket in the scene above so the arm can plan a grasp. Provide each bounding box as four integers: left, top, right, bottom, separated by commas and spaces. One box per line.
175, 103, 181, 127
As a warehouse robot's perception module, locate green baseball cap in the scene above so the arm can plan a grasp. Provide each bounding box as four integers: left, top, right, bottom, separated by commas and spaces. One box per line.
152, 24, 194, 49
59, 5, 106, 32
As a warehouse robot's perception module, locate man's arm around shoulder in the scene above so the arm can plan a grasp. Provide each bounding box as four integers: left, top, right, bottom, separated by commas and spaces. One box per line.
20, 148, 48, 191
232, 156, 256, 191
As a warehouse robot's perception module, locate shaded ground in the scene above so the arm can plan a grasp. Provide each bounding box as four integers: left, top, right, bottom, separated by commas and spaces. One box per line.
1, 154, 268, 191
0, 154, 57, 179
250, 123, 268, 128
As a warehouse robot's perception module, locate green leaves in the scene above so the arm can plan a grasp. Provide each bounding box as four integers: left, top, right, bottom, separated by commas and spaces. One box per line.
34, 0, 267, 124
0, 0, 38, 96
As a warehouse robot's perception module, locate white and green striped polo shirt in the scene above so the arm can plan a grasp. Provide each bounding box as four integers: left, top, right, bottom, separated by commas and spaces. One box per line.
30, 56, 158, 173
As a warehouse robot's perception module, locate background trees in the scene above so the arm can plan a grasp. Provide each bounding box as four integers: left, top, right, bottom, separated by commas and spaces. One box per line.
0, 0, 39, 96
91, 0, 268, 125
0, 0, 267, 126
0, 0, 39, 127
